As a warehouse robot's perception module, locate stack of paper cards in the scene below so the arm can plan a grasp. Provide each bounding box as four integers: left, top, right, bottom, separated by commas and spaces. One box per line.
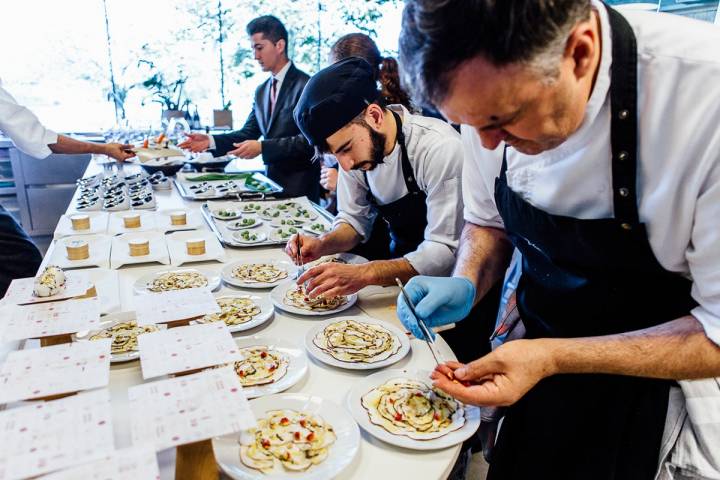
40, 446, 159, 480
0, 339, 111, 403
0, 298, 101, 342
1, 271, 92, 306
0, 389, 114, 480
137, 322, 243, 379
128, 367, 255, 451
134, 288, 220, 326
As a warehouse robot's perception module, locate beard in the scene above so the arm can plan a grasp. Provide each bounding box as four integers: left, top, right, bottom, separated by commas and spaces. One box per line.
351, 121, 387, 171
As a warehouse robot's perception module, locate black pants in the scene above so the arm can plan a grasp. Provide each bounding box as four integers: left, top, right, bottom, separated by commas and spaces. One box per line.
0, 208, 42, 296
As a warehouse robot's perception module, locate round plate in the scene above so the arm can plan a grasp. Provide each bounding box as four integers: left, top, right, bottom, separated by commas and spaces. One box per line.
270, 280, 357, 317
286, 208, 318, 221
305, 252, 368, 269
222, 260, 298, 289
304, 316, 410, 370
213, 393, 360, 480
223, 336, 308, 399
346, 368, 481, 450
302, 224, 329, 236
133, 268, 221, 294
270, 218, 307, 228
232, 231, 268, 245
240, 203, 264, 214
193, 293, 274, 333
259, 208, 283, 221
72, 312, 166, 363
268, 228, 300, 243
227, 218, 263, 231
211, 208, 242, 221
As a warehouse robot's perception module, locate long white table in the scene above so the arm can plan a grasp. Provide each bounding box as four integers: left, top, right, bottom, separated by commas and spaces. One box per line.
36, 161, 463, 480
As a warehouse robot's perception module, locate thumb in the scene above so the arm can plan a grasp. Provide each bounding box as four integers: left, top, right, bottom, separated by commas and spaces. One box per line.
414, 289, 450, 320
454, 354, 497, 382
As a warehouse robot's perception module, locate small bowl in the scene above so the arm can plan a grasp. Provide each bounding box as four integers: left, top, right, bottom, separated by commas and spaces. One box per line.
138, 162, 185, 177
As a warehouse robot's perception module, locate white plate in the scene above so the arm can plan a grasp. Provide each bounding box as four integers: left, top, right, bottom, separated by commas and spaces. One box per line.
286, 208, 318, 221
211, 208, 242, 221
232, 231, 268, 245
156, 209, 204, 233
270, 218, 306, 228
107, 211, 158, 235
304, 316, 410, 370
46, 234, 112, 269
259, 208, 283, 221
227, 218, 263, 230
218, 336, 308, 399
270, 280, 357, 317
133, 268, 221, 294
302, 223, 329, 236
304, 252, 368, 269
221, 260, 298, 289
268, 228, 300, 243
213, 393, 360, 480
240, 203, 264, 214
346, 368, 481, 450
193, 293, 274, 333
72, 311, 166, 363
54, 212, 109, 239
166, 230, 226, 266
110, 231, 170, 269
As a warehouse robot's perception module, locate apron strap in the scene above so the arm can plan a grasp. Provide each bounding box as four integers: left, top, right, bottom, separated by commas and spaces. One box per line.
607, 5, 640, 228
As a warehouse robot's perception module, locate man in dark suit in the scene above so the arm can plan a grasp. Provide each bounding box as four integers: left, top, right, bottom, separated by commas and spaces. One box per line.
180, 16, 319, 201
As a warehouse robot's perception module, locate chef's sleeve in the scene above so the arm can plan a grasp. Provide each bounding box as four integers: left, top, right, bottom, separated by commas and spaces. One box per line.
460, 125, 505, 228
0, 81, 57, 159
333, 168, 375, 240
403, 134, 463, 276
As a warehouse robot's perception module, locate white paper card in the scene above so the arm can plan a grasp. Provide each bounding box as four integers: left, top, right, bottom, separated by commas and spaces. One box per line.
128, 367, 254, 451
1, 271, 91, 306
39, 445, 159, 480
1, 298, 102, 342
137, 322, 243, 379
134, 288, 220, 326
0, 339, 111, 403
0, 389, 114, 480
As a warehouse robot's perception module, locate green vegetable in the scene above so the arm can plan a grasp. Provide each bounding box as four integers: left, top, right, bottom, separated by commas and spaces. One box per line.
186, 173, 250, 182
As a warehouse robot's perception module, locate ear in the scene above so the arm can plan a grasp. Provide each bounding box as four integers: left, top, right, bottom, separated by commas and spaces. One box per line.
276, 38, 286, 55
565, 18, 598, 82
364, 104, 385, 130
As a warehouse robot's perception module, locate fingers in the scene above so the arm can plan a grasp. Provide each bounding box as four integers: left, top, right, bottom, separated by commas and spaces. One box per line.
452, 354, 498, 383
285, 235, 299, 261
430, 372, 503, 406
297, 264, 325, 285
396, 298, 426, 339
413, 289, 451, 320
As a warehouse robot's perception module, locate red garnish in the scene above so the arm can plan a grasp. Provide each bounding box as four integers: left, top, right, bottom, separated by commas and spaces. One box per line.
414, 392, 423, 397
433, 412, 440, 421
261, 439, 270, 449
294, 431, 300, 440
304, 296, 309, 301
260, 351, 268, 358
306, 432, 315, 442
280, 417, 289, 426
299, 419, 307, 428
269, 364, 277, 372
394, 413, 403, 421
389, 398, 395, 404
238, 371, 245, 377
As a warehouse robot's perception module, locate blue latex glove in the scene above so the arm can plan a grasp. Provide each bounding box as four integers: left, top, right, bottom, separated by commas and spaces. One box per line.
397, 276, 476, 340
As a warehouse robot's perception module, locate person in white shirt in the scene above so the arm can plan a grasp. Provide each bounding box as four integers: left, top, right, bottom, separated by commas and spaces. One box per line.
0, 78, 133, 295
398, 1, 720, 479
285, 57, 463, 299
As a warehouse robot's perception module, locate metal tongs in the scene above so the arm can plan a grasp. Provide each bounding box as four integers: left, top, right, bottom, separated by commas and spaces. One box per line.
396, 278, 470, 386
295, 235, 305, 280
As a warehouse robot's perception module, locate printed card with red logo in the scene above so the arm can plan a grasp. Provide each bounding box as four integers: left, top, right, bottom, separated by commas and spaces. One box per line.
0, 339, 111, 403
0, 298, 101, 341
128, 367, 254, 451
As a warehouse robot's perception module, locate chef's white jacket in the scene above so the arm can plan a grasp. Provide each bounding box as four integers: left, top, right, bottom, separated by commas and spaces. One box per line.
0, 78, 57, 159
461, 3, 720, 347
334, 105, 464, 276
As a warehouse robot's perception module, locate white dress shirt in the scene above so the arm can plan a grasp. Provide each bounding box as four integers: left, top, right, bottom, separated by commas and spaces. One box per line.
208, 61, 293, 150
461, 3, 720, 346
335, 105, 464, 276
0, 78, 58, 159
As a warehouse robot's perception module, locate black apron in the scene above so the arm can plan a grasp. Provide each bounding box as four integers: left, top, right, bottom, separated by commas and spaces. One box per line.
361, 110, 427, 259
488, 6, 697, 480
0, 207, 42, 296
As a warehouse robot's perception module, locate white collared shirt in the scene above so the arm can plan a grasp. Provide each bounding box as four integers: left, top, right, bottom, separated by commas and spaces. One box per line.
334, 105, 464, 276
0, 78, 58, 159
461, 2, 720, 345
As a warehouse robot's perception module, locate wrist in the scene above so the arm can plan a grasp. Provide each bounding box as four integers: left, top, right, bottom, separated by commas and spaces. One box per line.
536, 338, 563, 377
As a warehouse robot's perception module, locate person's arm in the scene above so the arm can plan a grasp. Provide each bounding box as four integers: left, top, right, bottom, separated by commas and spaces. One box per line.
211, 103, 262, 156
49, 135, 134, 161
261, 133, 315, 168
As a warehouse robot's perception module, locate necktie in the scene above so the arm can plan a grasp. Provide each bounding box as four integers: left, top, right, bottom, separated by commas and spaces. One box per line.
270, 77, 278, 117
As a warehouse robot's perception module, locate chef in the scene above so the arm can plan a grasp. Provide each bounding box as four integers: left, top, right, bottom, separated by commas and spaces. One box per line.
0, 78, 133, 295
285, 57, 464, 299
397, 1, 720, 479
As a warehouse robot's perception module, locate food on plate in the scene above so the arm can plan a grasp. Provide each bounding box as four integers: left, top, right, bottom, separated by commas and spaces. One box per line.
201, 296, 261, 326
186, 238, 206, 256
65, 239, 90, 260
213, 208, 240, 219
261, 207, 281, 218
273, 227, 298, 240
88, 321, 158, 355
232, 263, 288, 284
225, 346, 288, 386
313, 319, 401, 363
170, 211, 187, 225
237, 229, 261, 242
241, 203, 263, 213
70, 214, 90, 230
128, 238, 150, 257
147, 270, 208, 292
228, 217, 258, 230
284, 285, 347, 311
306, 223, 327, 234
361, 378, 465, 439
33, 265, 67, 297
274, 218, 304, 226
240, 409, 336, 473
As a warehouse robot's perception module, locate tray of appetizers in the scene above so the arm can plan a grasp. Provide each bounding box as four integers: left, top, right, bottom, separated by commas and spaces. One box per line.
174, 171, 283, 201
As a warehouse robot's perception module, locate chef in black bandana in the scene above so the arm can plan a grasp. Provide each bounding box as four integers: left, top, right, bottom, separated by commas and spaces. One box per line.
397, 1, 720, 479
286, 57, 464, 299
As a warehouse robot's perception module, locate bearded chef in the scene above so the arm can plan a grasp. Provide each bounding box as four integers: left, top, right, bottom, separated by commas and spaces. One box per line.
397, 1, 720, 479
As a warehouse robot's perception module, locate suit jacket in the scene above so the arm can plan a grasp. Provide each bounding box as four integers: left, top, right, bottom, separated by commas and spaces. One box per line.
212, 63, 320, 202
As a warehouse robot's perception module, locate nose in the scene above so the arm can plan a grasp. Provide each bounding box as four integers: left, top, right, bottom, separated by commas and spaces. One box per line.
254, 50, 261, 61
477, 128, 509, 150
